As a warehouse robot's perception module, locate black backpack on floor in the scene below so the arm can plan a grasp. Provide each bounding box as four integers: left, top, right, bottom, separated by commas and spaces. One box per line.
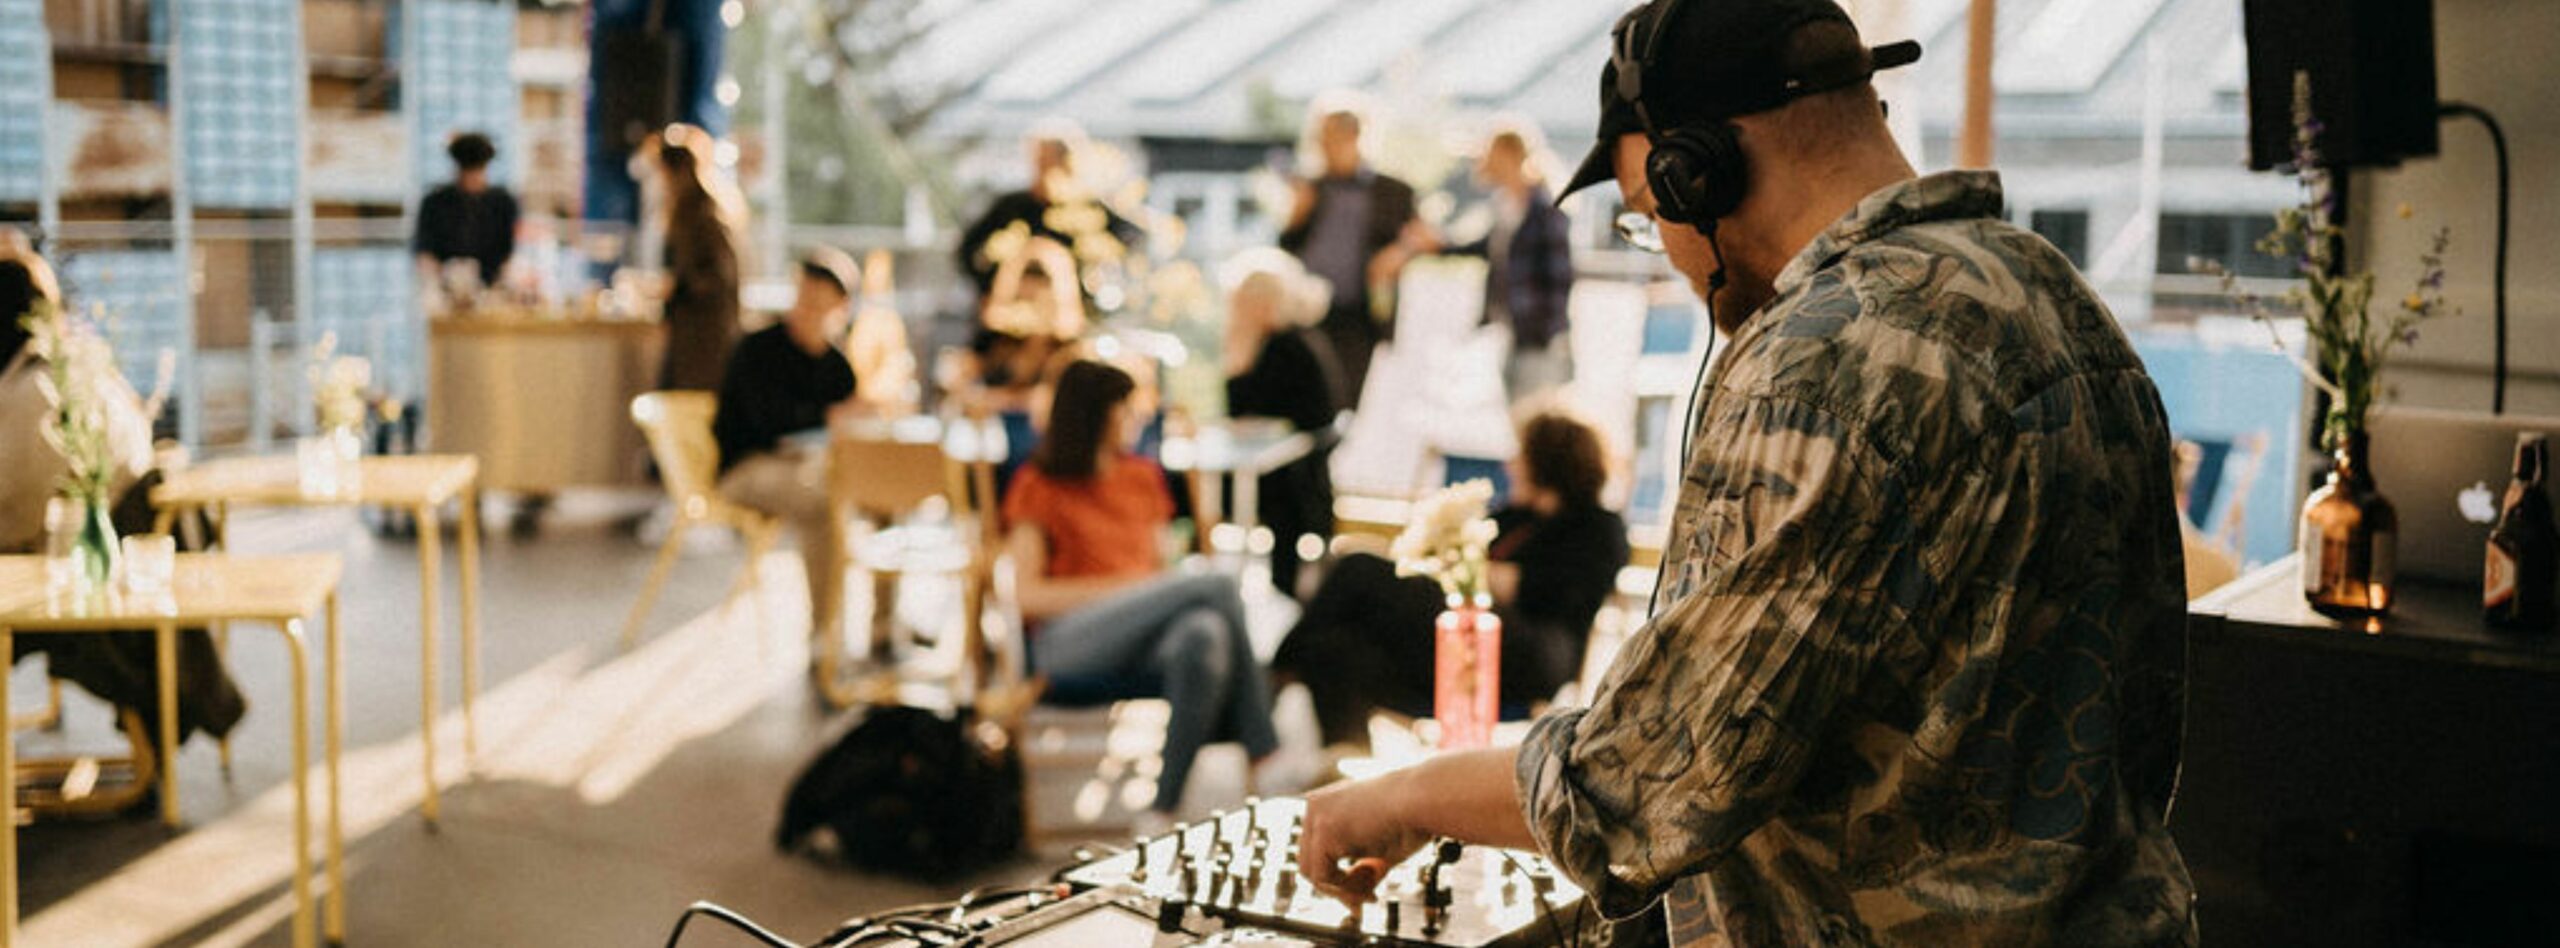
775, 704, 1025, 880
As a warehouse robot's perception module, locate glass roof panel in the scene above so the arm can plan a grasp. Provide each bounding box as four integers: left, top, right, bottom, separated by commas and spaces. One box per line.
1431, 0, 1624, 101
1995, 0, 2169, 94
981, 0, 1213, 104
1266, 0, 1482, 99
1120, 0, 1349, 104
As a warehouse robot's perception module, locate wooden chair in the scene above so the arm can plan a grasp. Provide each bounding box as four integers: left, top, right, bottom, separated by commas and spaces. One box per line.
817, 418, 1006, 708
620, 392, 784, 649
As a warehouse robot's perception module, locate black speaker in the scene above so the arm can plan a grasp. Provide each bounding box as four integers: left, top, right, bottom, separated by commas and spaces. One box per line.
2243, 0, 2439, 170
594, 29, 683, 158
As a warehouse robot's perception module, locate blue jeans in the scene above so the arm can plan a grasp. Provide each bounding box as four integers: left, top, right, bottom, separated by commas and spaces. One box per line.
1030, 572, 1279, 814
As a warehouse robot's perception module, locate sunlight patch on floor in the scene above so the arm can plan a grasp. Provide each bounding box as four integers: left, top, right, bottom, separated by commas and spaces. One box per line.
24, 552, 812, 947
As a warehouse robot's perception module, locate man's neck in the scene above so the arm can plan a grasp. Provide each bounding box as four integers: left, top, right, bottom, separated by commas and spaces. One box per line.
1733, 152, 1916, 292
785, 316, 834, 355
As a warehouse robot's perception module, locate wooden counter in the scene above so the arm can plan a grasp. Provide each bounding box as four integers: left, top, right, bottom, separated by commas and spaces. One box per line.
426, 314, 664, 492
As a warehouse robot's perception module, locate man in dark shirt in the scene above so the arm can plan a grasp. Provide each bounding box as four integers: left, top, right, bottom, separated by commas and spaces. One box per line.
714, 248, 861, 641
413, 133, 519, 293
1279, 104, 1420, 406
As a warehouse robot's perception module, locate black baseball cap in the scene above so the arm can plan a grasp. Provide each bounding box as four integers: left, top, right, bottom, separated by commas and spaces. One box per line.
1559, 0, 1922, 200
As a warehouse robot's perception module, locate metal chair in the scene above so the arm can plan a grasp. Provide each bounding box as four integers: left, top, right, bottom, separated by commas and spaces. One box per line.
620, 392, 784, 649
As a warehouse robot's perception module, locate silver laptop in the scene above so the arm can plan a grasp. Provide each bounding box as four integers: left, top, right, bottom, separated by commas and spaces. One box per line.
2363, 407, 2560, 583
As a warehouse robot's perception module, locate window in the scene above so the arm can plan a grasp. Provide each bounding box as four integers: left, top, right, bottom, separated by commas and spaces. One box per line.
2029, 209, 2091, 269
2157, 213, 2289, 279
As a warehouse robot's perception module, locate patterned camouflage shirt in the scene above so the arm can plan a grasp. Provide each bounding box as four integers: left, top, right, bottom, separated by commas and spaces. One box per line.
1517, 172, 2196, 946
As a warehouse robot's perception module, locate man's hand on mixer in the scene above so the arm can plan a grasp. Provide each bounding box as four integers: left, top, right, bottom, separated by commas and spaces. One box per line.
1297, 747, 1540, 905
1297, 766, 1430, 904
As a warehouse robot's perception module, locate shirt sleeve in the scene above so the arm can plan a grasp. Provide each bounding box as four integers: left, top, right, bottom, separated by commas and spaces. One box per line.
1001, 467, 1048, 536
1514, 393, 1920, 920
1139, 459, 1175, 525
799, 346, 857, 406
495, 191, 520, 269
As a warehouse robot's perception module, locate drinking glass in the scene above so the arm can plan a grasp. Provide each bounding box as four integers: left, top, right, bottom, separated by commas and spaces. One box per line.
42, 497, 80, 592
122, 533, 176, 596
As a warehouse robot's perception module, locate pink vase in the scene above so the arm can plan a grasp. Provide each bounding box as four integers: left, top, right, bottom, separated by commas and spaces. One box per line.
1433, 597, 1501, 750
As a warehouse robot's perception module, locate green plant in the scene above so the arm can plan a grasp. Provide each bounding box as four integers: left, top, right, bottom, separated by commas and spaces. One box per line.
2197, 70, 2452, 449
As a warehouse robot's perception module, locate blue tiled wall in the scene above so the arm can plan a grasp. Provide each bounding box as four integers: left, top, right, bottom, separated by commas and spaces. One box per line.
57, 250, 192, 396
0, 0, 46, 204
175, 0, 301, 209
309, 247, 421, 401
411, 0, 519, 191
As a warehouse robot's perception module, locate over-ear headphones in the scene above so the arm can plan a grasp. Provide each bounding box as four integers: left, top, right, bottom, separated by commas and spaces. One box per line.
1612, 0, 1750, 227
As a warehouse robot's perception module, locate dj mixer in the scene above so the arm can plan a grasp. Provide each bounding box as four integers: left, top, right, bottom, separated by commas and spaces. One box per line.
701, 797, 1590, 947
1048, 797, 1587, 947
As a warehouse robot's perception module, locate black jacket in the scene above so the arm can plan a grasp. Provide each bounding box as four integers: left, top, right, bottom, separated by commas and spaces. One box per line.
1278, 171, 1418, 318
1225, 327, 1345, 438
413, 184, 519, 285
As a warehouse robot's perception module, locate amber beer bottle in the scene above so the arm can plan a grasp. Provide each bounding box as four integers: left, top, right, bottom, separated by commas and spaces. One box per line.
2302, 430, 2397, 618
2485, 434, 2556, 631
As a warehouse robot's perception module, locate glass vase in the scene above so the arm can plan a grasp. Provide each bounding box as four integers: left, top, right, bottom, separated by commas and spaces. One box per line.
2302, 429, 2398, 618
49, 495, 120, 594
1433, 595, 1502, 750
298, 426, 366, 498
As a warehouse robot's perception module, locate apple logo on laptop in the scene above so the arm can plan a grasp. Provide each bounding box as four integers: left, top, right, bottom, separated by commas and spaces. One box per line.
2459, 481, 2499, 525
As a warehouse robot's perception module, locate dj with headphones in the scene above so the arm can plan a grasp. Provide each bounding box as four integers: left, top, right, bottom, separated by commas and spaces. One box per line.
1297, 0, 2198, 944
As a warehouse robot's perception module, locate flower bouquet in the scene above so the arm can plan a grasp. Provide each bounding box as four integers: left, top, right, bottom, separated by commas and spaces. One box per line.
1393, 479, 1502, 748
23, 300, 126, 591
301, 333, 373, 497
2195, 70, 2455, 616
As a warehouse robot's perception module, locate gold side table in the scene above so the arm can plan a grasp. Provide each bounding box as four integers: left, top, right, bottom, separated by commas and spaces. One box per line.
153, 454, 483, 825
0, 554, 347, 948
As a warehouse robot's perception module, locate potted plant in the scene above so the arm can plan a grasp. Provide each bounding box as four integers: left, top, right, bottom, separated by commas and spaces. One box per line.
2199, 71, 2453, 617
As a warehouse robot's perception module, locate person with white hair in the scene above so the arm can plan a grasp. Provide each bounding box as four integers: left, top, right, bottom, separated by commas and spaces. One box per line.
1222, 250, 1347, 599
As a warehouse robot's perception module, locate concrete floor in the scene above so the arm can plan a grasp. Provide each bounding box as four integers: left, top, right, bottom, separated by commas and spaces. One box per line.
12, 493, 1301, 947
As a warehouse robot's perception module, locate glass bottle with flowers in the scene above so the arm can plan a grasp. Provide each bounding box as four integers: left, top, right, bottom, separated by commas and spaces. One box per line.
302, 333, 372, 498
2198, 71, 2454, 618
1393, 479, 1502, 749
22, 300, 125, 592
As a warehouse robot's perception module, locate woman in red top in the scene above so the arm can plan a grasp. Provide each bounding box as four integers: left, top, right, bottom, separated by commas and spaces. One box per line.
1004, 360, 1281, 821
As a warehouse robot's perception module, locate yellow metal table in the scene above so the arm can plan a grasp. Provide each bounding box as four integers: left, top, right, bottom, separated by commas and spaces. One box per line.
152, 454, 483, 825
0, 554, 346, 948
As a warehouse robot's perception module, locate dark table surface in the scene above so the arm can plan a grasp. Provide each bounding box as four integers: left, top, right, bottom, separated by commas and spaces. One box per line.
2189, 554, 2560, 672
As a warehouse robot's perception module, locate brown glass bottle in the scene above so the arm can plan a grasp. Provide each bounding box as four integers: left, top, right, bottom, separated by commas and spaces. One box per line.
2302, 430, 2398, 618
2485, 434, 2556, 631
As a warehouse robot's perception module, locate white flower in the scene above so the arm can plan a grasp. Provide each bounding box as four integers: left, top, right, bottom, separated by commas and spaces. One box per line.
309, 335, 373, 432
1391, 480, 1500, 598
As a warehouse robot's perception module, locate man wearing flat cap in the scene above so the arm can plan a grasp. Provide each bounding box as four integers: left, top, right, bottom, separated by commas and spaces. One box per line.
1297, 0, 2196, 944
